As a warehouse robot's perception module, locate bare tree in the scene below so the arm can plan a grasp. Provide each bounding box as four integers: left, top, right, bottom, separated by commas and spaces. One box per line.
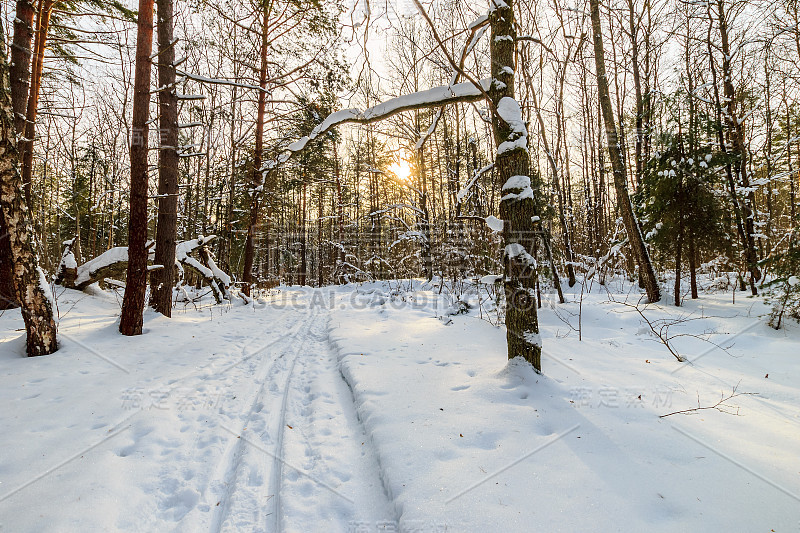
590, 0, 661, 303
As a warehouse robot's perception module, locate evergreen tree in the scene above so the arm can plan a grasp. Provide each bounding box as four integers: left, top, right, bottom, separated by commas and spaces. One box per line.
638, 132, 728, 304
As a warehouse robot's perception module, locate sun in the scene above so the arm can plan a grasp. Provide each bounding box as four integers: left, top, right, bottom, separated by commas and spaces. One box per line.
389, 160, 412, 182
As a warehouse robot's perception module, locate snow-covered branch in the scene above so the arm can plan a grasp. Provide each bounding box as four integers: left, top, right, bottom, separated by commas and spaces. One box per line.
262, 79, 491, 171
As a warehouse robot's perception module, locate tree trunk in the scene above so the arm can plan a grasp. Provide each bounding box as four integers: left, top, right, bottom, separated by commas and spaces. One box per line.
590, 0, 661, 303
317, 182, 323, 287
19, 0, 54, 210
333, 141, 345, 281
299, 181, 307, 286
0, 27, 57, 355
119, 0, 154, 336
714, 0, 759, 295
149, 0, 179, 317
688, 231, 698, 299
10, 0, 35, 137
490, 0, 541, 370
627, 0, 645, 189
242, 4, 270, 296
674, 207, 683, 307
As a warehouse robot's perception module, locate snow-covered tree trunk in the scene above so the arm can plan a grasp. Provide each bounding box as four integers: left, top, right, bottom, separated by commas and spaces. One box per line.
490, 0, 542, 371
149, 0, 180, 317
590, 0, 661, 303
0, 28, 57, 356
119, 0, 154, 336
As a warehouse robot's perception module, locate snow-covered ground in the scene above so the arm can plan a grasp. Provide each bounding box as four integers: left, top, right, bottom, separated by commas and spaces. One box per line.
0, 280, 798, 532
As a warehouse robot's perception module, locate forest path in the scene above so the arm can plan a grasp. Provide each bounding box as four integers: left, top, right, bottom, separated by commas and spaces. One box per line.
185, 289, 394, 532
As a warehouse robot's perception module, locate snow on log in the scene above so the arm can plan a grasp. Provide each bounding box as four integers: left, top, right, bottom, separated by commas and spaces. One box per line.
59, 237, 231, 303
71, 242, 154, 290
175, 235, 231, 303
54, 237, 79, 287
504, 243, 537, 269
500, 174, 534, 202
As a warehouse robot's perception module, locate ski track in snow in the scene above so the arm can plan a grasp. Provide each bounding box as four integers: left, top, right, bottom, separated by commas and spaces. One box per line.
115, 291, 394, 532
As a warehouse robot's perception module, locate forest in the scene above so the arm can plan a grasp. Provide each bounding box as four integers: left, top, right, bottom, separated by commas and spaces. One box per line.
0, 0, 799, 530
1, 0, 799, 360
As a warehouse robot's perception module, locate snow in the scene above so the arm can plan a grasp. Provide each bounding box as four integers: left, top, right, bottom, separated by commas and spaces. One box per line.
0, 280, 798, 531
504, 243, 537, 268
501, 186, 534, 203
485, 215, 504, 232
502, 174, 531, 191
74, 246, 130, 287
501, 175, 534, 203
61, 251, 78, 270
455, 164, 493, 202
496, 97, 528, 154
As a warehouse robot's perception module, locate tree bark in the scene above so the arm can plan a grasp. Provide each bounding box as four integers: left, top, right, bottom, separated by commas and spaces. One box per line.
590, 0, 661, 303
149, 0, 179, 317
714, 0, 760, 295
119, 0, 154, 336
0, 209, 18, 309
10, 0, 35, 137
242, 4, 270, 296
490, 0, 542, 370
19, 0, 54, 210
0, 25, 57, 356
688, 231, 698, 300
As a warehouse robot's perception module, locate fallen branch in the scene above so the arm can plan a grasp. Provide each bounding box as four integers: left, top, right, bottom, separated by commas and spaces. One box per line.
660, 383, 757, 418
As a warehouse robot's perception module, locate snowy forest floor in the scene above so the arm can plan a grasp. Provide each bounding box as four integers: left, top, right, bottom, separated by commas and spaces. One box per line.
0, 278, 798, 532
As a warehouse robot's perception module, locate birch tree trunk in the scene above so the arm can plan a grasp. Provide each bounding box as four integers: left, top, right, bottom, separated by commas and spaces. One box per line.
590, 0, 661, 303
0, 23, 57, 356
119, 0, 154, 336
149, 0, 180, 316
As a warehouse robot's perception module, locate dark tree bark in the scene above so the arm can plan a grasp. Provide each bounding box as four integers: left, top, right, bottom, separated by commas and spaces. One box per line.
0, 23, 57, 355
0, 210, 18, 309
490, 0, 542, 370
242, 4, 270, 296
149, 0, 179, 316
10, 0, 34, 137
19, 0, 54, 209
590, 0, 661, 303
299, 181, 307, 286
119, 0, 154, 336
688, 232, 698, 300
626, 0, 645, 189
674, 204, 683, 307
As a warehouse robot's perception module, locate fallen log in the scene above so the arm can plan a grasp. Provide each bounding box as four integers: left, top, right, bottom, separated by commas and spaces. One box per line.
57, 236, 230, 303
